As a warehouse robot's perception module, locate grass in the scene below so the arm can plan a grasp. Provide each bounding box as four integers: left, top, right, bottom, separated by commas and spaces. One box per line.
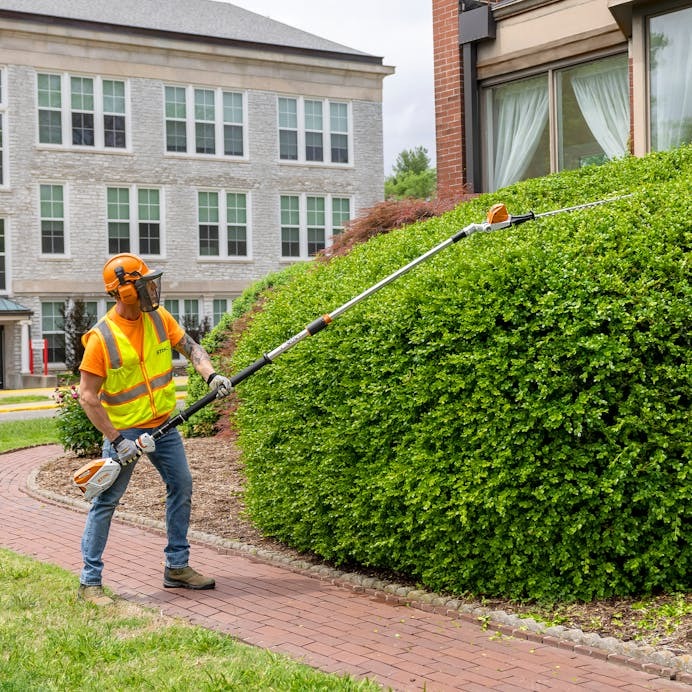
0, 417, 59, 453
0, 394, 50, 405
0, 549, 378, 691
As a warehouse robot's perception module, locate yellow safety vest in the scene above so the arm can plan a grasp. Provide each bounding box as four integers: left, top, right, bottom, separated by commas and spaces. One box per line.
86, 310, 176, 429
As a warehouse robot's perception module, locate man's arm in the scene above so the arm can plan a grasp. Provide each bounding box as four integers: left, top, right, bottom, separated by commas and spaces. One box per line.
173, 333, 215, 382
78, 370, 122, 443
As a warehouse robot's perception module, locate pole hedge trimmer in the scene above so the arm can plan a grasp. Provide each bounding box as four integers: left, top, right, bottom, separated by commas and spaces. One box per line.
73, 196, 629, 501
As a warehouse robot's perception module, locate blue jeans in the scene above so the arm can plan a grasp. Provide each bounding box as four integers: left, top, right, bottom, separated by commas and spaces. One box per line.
80, 426, 192, 586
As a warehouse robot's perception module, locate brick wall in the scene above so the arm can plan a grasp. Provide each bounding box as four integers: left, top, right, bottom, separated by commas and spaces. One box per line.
432, 0, 467, 202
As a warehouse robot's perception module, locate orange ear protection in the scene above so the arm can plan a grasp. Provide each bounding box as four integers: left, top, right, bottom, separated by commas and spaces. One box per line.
115, 266, 139, 305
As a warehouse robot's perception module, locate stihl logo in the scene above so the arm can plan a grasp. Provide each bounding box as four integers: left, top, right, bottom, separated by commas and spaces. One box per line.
156, 347, 168, 355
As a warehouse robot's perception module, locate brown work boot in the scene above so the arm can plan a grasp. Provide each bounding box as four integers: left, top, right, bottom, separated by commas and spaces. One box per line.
163, 566, 215, 590
78, 584, 114, 606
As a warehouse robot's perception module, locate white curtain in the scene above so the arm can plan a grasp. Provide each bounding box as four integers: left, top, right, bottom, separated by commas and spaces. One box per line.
491, 76, 548, 189
570, 58, 629, 160
650, 7, 692, 151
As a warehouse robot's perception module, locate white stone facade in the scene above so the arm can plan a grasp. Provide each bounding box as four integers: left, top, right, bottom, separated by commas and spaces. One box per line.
0, 2, 393, 388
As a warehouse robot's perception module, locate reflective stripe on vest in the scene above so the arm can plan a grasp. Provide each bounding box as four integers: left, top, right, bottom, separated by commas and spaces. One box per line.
90, 310, 176, 428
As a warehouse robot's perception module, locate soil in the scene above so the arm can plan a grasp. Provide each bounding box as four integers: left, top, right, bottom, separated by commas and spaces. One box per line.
36, 435, 690, 661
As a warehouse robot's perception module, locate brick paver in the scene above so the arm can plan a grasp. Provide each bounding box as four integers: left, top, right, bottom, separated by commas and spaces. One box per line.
1, 445, 687, 691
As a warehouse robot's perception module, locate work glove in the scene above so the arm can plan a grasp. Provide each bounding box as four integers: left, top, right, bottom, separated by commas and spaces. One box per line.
113, 435, 142, 466
207, 372, 232, 399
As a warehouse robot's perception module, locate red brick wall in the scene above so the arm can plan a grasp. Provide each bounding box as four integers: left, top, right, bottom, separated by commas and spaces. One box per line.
432, 0, 467, 202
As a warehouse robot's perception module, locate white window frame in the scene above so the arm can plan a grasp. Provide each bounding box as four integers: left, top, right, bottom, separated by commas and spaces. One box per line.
196, 189, 252, 260
106, 185, 165, 258
277, 96, 353, 166
36, 72, 130, 151
0, 67, 7, 188
164, 85, 248, 160
39, 182, 69, 257
0, 217, 7, 294
279, 193, 353, 260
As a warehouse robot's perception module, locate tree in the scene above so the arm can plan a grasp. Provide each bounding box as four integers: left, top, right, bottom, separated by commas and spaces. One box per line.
60, 299, 96, 375
385, 146, 437, 200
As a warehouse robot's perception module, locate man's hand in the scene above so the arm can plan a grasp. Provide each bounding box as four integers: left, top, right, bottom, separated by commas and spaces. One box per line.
207, 372, 232, 399
113, 435, 142, 466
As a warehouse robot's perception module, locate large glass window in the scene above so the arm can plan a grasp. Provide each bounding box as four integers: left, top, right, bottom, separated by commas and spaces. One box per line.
41, 301, 65, 363
484, 54, 629, 190
40, 184, 65, 255
197, 190, 249, 259
649, 6, 692, 151
278, 96, 350, 164
280, 194, 352, 259
38, 73, 127, 149
107, 186, 161, 255
0, 219, 6, 291
165, 85, 245, 157
557, 54, 629, 169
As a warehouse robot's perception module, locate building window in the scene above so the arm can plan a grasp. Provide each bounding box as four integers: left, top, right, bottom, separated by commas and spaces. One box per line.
483, 54, 629, 191
197, 190, 249, 258
165, 85, 246, 157
280, 194, 352, 259
0, 219, 6, 291
40, 184, 65, 255
37, 73, 128, 150
41, 301, 65, 363
107, 186, 162, 255
649, 6, 692, 152
0, 68, 5, 186
164, 298, 204, 359
212, 298, 228, 325
278, 96, 351, 164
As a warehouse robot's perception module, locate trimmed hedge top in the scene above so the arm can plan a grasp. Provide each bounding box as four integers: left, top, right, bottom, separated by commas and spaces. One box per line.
231, 147, 691, 601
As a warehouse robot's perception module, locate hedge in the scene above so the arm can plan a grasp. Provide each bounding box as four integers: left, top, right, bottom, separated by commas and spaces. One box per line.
231, 147, 691, 601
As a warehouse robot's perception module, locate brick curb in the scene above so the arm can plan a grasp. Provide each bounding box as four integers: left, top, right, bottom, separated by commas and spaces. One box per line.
25, 468, 691, 684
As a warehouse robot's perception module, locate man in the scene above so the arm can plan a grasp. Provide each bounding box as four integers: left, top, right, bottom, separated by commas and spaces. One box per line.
77, 252, 231, 605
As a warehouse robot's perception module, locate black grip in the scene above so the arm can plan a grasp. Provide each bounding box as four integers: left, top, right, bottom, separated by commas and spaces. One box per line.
509, 212, 535, 226
230, 354, 272, 387
306, 316, 331, 335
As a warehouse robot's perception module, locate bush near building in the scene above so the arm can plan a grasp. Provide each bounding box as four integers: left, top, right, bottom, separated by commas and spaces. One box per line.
229, 146, 690, 602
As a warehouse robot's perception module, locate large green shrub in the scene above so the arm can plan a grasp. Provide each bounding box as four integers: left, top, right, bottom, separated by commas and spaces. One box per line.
232, 147, 691, 601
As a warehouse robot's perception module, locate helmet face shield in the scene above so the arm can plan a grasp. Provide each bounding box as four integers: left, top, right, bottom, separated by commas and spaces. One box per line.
134, 271, 163, 312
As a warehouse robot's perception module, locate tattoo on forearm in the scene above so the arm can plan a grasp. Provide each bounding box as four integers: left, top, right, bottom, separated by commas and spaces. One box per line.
175, 334, 211, 368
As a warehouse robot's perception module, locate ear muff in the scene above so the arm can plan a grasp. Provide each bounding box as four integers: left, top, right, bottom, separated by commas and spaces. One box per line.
115, 266, 139, 305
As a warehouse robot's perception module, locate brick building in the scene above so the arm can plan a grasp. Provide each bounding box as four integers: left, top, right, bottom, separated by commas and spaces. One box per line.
0, 0, 393, 388
433, 0, 691, 198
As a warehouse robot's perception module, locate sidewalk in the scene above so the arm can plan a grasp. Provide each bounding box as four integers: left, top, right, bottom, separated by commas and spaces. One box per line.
1, 445, 689, 691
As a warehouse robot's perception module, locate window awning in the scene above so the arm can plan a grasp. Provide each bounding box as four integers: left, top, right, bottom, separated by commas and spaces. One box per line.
0, 297, 33, 315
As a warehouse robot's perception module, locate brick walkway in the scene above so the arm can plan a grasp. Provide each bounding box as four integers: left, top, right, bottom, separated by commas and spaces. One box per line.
1, 445, 688, 691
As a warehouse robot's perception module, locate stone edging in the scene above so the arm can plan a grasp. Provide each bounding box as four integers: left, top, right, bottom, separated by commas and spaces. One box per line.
25, 468, 692, 684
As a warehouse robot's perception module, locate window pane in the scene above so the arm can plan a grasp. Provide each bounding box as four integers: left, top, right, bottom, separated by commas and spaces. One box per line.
198, 191, 219, 223
485, 75, 549, 190
196, 122, 215, 154
103, 80, 125, 114
212, 299, 228, 325
278, 98, 297, 128
307, 196, 325, 256
279, 130, 298, 160
199, 191, 219, 256
38, 74, 62, 145
165, 86, 187, 152
107, 187, 130, 254
332, 197, 350, 234
72, 112, 94, 146
104, 114, 126, 148
224, 124, 243, 156
330, 102, 349, 163
138, 188, 160, 221
306, 131, 323, 161
0, 219, 5, 290
556, 54, 629, 170
139, 223, 160, 255
223, 92, 243, 123
71, 77, 94, 111
194, 89, 215, 121
649, 6, 692, 151
280, 195, 300, 257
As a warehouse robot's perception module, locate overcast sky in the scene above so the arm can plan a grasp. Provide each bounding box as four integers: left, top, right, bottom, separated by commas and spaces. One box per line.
226, 0, 436, 175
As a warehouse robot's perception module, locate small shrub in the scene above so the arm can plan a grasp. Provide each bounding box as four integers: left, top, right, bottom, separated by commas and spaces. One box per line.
53, 385, 102, 457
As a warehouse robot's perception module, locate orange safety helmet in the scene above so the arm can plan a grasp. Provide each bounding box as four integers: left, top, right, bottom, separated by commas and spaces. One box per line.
102, 253, 163, 311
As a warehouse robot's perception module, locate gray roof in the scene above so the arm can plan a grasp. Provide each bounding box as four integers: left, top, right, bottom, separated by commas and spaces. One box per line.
0, 297, 32, 314
0, 0, 381, 63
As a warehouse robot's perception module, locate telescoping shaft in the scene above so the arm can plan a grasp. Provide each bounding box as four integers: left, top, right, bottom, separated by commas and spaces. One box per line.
217, 194, 631, 394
